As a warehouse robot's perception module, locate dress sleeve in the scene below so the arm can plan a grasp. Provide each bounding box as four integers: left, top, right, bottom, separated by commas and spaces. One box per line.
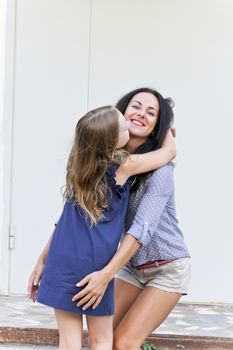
106, 163, 132, 194
127, 165, 174, 246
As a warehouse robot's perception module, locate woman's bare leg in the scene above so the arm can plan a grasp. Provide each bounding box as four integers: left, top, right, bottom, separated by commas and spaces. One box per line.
113, 286, 181, 350
87, 315, 113, 350
113, 278, 142, 330
54, 309, 83, 350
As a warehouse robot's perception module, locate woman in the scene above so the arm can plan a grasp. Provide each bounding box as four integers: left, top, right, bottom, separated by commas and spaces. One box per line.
29, 87, 190, 350
71, 88, 190, 349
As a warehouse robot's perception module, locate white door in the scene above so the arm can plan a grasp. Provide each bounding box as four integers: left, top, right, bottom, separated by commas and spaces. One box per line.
9, 0, 91, 293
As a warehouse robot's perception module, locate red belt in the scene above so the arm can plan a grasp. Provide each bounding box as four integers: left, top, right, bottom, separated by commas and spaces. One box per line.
131, 258, 177, 270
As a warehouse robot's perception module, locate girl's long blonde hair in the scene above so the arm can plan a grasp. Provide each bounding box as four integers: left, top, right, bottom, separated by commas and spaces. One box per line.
64, 106, 125, 225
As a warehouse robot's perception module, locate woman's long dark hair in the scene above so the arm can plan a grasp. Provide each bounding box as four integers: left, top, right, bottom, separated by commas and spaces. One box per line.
116, 87, 174, 190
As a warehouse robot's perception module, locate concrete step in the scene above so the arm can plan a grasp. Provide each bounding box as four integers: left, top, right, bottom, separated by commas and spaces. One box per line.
0, 346, 89, 349
1, 328, 233, 350
0, 345, 57, 349
1, 296, 233, 349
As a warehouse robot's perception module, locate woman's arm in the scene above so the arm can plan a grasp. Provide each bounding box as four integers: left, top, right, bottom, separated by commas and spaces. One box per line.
72, 165, 174, 309
115, 129, 175, 185
27, 229, 55, 302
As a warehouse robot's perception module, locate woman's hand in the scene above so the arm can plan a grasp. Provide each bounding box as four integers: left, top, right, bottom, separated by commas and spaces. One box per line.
72, 270, 111, 310
27, 257, 45, 302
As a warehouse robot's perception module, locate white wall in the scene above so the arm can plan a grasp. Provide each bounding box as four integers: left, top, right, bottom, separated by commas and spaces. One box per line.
6, 0, 91, 293
0, 0, 7, 291
0, 0, 6, 254
0, 0, 15, 294
89, 0, 233, 302
0, 0, 232, 302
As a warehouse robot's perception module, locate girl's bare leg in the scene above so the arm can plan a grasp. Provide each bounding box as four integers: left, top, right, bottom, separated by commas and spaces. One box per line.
87, 315, 113, 350
54, 309, 83, 350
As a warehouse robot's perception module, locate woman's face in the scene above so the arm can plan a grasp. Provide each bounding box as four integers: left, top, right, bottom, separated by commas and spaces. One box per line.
124, 92, 159, 140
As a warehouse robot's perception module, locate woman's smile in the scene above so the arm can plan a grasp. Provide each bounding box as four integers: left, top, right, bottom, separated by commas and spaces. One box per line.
129, 114, 146, 127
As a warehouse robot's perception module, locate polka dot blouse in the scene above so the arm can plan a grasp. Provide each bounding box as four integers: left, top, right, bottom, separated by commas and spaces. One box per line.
124, 164, 190, 266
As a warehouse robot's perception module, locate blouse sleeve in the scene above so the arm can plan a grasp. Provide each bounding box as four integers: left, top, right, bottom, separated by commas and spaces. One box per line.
127, 165, 174, 246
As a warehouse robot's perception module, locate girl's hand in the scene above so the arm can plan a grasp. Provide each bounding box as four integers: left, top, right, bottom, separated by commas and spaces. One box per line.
72, 270, 111, 310
27, 257, 45, 302
162, 129, 176, 158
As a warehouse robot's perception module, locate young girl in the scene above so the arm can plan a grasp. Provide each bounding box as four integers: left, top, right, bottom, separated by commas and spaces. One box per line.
34, 105, 175, 350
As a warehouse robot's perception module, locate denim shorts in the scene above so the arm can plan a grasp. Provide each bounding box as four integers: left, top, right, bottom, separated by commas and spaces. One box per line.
117, 257, 191, 295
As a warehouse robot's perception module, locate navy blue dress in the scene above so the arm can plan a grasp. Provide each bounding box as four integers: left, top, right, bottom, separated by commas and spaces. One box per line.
37, 165, 131, 316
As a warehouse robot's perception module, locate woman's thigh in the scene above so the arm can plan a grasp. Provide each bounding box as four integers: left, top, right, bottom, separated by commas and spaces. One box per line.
54, 308, 83, 350
113, 278, 142, 330
114, 287, 181, 349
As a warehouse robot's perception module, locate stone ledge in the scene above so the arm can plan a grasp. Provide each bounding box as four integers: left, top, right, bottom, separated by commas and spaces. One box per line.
1, 327, 233, 349
147, 334, 233, 349
0, 328, 59, 347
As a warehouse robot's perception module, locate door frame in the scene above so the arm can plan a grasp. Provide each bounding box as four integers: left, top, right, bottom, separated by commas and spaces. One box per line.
0, 0, 16, 295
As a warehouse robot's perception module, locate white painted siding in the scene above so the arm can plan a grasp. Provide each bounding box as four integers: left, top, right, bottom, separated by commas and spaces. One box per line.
0, 0, 232, 302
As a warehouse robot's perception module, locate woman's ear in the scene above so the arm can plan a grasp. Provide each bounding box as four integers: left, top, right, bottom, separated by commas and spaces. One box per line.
170, 126, 176, 138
